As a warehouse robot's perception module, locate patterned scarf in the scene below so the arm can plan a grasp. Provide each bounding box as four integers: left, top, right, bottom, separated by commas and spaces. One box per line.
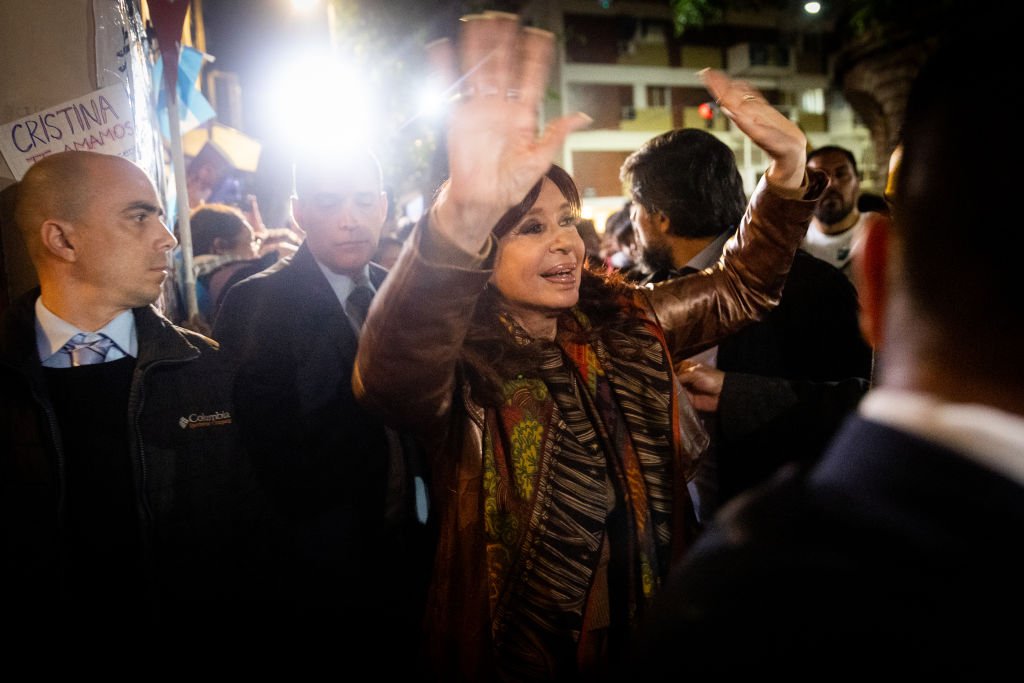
482, 304, 691, 680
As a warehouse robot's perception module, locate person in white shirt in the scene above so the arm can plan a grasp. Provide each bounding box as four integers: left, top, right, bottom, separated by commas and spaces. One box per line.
800, 144, 883, 286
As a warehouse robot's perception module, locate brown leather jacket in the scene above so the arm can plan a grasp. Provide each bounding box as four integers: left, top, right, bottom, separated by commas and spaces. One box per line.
354, 172, 824, 680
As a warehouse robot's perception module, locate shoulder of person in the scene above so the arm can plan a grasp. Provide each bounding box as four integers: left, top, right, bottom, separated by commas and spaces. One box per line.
217, 256, 293, 315
211, 262, 311, 350
784, 248, 859, 300
173, 323, 221, 353
704, 462, 813, 544
139, 305, 223, 360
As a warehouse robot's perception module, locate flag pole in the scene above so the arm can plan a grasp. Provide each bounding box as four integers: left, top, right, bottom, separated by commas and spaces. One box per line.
148, 0, 197, 323
167, 81, 199, 321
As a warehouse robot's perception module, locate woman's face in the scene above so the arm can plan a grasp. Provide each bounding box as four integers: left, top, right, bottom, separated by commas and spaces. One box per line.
491, 179, 585, 334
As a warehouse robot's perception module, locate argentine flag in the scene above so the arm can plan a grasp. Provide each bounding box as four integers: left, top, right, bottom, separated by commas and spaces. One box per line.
153, 45, 217, 140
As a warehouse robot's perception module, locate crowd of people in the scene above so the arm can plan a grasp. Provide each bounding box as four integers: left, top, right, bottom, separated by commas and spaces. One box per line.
2, 8, 1018, 679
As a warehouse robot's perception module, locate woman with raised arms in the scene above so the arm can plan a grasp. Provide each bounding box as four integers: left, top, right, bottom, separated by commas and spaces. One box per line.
354, 11, 824, 681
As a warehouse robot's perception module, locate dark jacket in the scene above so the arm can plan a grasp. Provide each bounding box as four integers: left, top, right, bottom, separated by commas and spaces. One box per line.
628, 415, 1024, 679
202, 250, 278, 326
0, 291, 274, 633
646, 248, 872, 511
711, 249, 872, 502
213, 243, 428, 647
715, 249, 871, 381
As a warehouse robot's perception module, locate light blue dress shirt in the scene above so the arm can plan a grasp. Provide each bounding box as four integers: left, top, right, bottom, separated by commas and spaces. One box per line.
35, 299, 138, 368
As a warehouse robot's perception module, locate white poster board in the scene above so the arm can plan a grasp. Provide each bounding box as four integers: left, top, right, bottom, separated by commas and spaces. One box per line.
0, 84, 136, 180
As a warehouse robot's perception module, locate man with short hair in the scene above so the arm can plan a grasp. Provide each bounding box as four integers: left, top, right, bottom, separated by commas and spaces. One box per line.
800, 144, 882, 283
213, 149, 427, 648
621, 128, 871, 516
626, 17, 1024, 677
0, 150, 270, 637
625, 128, 747, 285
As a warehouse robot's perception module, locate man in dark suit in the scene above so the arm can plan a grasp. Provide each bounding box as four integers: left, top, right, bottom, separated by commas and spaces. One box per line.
213, 149, 427, 650
621, 128, 872, 518
624, 16, 1023, 678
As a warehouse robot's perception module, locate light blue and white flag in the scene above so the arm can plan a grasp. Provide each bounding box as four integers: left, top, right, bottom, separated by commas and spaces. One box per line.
153, 45, 216, 139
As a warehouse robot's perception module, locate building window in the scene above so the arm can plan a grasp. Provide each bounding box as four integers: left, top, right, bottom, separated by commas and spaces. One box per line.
800, 88, 825, 115
647, 86, 669, 108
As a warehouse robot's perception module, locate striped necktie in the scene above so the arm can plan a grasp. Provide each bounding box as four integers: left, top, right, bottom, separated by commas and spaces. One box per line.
62, 332, 115, 367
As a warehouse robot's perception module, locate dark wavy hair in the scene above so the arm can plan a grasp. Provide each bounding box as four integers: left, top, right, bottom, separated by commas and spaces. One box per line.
620, 128, 746, 239
453, 165, 646, 405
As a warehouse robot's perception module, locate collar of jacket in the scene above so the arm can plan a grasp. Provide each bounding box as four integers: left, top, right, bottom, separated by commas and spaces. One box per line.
288, 240, 390, 290
1, 288, 203, 377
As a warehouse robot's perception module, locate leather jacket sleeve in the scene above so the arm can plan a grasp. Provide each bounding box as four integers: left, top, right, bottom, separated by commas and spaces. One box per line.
643, 171, 825, 361
354, 171, 825, 435
353, 220, 493, 436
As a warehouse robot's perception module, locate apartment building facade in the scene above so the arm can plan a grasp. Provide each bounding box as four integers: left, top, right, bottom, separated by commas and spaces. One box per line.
523, 0, 874, 230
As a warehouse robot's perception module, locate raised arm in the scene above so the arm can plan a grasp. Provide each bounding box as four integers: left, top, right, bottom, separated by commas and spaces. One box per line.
353, 13, 589, 434
430, 13, 591, 253
647, 69, 824, 358
701, 68, 806, 191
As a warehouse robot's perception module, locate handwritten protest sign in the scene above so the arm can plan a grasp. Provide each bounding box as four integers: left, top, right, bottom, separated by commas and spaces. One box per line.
0, 84, 137, 180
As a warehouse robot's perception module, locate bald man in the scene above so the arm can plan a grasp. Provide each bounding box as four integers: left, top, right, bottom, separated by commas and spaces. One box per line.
0, 151, 274, 639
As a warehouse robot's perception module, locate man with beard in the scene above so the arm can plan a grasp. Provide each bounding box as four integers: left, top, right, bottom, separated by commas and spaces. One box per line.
621, 129, 871, 519
801, 145, 883, 285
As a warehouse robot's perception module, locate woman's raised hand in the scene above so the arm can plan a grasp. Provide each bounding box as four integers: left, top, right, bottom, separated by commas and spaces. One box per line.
700, 68, 807, 190
428, 12, 591, 253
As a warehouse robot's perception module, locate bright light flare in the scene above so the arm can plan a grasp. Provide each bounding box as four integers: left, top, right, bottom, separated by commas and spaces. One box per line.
268, 53, 378, 155
417, 85, 449, 119
803, 2, 822, 14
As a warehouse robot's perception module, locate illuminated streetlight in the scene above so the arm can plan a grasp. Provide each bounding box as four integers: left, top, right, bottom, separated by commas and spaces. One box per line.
804, 2, 822, 14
